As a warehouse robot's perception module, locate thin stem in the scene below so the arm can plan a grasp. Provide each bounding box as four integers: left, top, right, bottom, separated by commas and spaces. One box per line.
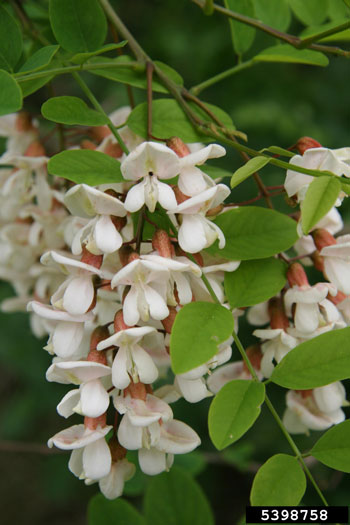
135, 206, 146, 252
191, 0, 350, 58
72, 72, 129, 154
14, 61, 139, 82
300, 20, 350, 48
146, 61, 154, 140
190, 59, 254, 95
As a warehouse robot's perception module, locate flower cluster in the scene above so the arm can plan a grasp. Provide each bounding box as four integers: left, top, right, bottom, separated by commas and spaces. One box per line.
1, 110, 350, 499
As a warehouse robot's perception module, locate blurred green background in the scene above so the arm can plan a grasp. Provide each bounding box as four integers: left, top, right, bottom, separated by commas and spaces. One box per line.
2, 0, 350, 523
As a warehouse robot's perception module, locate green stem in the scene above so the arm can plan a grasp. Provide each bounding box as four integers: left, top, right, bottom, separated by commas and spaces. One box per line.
191, 0, 350, 58
72, 72, 129, 155
190, 59, 254, 95
300, 20, 350, 48
14, 61, 139, 82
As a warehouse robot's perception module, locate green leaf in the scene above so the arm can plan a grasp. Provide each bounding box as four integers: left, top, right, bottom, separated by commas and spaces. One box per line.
271, 327, 350, 389
224, 258, 287, 309
144, 467, 214, 525
260, 145, 294, 158
170, 302, 234, 375
328, 0, 350, 20
19, 74, 55, 97
231, 156, 270, 189
127, 98, 235, 143
90, 57, 183, 93
88, 494, 145, 525
42, 96, 108, 126
209, 380, 265, 450
301, 176, 341, 234
48, 150, 124, 185
253, 0, 291, 31
206, 207, 298, 261
311, 420, 350, 472
70, 42, 128, 64
250, 454, 306, 505
174, 451, 206, 476
19, 45, 59, 73
0, 4, 23, 72
224, 0, 256, 55
288, 0, 329, 26
49, 0, 107, 53
254, 44, 329, 67
0, 70, 22, 116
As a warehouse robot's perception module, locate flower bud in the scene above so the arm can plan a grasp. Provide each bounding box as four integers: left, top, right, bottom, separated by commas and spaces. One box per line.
295, 136, 322, 155
328, 290, 347, 305
295, 389, 313, 399
166, 137, 191, 157
119, 245, 134, 266
268, 297, 289, 330
84, 413, 107, 430
114, 310, 132, 332
124, 381, 147, 401
104, 142, 123, 159
174, 186, 190, 204
24, 140, 46, 157
15, 111, 34, 132
111, 216, 126, 232
242, 345, 262, 375
152, 229, 174, 258
89, 326, 110, 364
311, 250, 324, 272
88, 125, 111, 143
312, 228, 337, 251
80, 139, 96, 150
287, 262, 309, 287
108, 436, 127, 462
81, 246, 103, 269
161, 306, 177, 333
206, 204, 224, 217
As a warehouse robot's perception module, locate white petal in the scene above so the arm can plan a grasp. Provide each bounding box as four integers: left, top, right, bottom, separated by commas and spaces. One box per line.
117, 414, 143, 449
124, 181, 146, 212
63, 276, 94, 315
158, 419, 201, 454
178, 167, 208, 196
143, 285, 169, 320
178, 215, 207, 253
48, 424, 112, 450
313, 382, 346, 413
123, 287, 141, 326
68, 448, 84, 477
175, 376, 211, 403
94, 215, 123, 254
112, 347, 131, 389
179, 144, 226, 168
80, 379, 110, 418
64, 184, 126, 218
121, 142, 180, 181
83, 437, 112, 480
57, 389, 81, 418
294, 303, 320, 333
52, 321, 84, 358
99, 459, 135, 499
157, 180, 177, 210
138, 448, 167, 475
132, 346, 159, 385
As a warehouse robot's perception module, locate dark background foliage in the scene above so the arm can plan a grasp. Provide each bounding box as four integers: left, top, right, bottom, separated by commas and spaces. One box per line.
1, 0, 350, 523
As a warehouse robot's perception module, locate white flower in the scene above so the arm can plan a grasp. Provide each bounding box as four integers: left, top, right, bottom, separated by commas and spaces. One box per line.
283, 384, 346, 434
41, 251, 108, 315
48, 422, 112, 481
121, 142, 179, 212
98, 458, 135, 499
97, 325, 159, 389
171, 184, 230, 253
253, 328, 299, 378
320, 234, 350, 294
284, 283, 339, 334
64, 184, 126, 255
177, 144, 226, 196
27, 301, 93, 358
111, 258, 170, 325
285, 147, 350, 202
